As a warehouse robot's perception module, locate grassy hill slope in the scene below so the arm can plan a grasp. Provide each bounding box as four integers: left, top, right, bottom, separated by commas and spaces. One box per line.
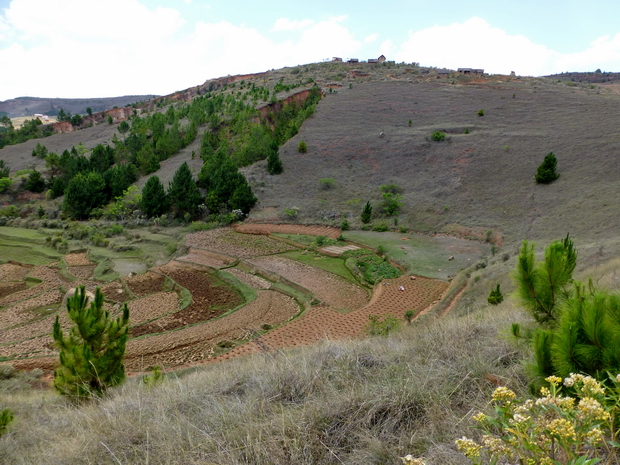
244, 78, 620, 247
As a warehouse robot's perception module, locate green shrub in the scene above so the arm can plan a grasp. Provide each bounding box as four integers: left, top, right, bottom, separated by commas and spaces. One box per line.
354, 253, 401, 284
372, 222, 390, 232
535, 152, 559, 184
366, 315, 400, 337
0, 409, 14, 437
53, 287, 129, 401
487, 284, 503, 305
340, 219, 350, 231
360, 201, 372, 224
381, 192, 403, 216
298, 140, 307, 153
430, 130, 446, 141
0, 178, 12, 193
478, 109, 484, 117
318, 178, 335, 189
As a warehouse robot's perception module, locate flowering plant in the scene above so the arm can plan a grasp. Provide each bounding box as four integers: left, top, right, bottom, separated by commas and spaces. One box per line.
402, 374, 620, 465
456, 374, 620, 464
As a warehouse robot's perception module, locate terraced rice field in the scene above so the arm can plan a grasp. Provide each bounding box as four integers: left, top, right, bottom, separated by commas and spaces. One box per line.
1, 224, 456, 372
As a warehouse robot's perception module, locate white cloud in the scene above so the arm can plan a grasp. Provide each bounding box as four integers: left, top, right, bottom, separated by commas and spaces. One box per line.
380, 39, 393, 57
395, 17, 555, 75
554, 33, 620, 73
0, 3, 366, 100
364, 33, 378, 44
272, 18, 314, 32
394, 17, 620, 76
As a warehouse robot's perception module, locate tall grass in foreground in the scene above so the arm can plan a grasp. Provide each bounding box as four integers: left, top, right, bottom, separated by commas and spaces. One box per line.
0, 302, 531, 464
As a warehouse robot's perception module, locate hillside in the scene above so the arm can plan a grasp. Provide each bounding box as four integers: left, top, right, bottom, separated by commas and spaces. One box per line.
2, 62, 620, 464
2, 63, 619, 250
244, 76, 620, 248
0, 95, 158, 118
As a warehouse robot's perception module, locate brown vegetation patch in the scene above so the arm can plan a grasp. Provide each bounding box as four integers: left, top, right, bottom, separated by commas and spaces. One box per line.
185, 227, 295, 258
225, 268, 272, 289
127, 292, 180, 327
0, 282, 28, 299
0, 262, 32, 282
0, 282, 58, 307
0, 289, 63, 331
210, 276, 448, 363
235, 223, 341, 239
247, 255, 368, 310
176, 247, 236, 269
66, 265, 95, 280
63, 253, 93, 266
124, 271, 166, 296
130, 263, 243, 336
125, 290, 298, 370
99, 281, 131, 303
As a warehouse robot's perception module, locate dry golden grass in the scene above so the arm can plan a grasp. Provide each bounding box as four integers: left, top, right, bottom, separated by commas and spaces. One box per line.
0, 300, 532, 464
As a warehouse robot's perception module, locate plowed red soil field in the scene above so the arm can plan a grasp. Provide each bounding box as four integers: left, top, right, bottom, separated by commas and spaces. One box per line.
2, 225, 452, 373
209, 275, 448, 363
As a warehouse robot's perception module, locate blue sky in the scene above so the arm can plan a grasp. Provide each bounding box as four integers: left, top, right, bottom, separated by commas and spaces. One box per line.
1, 0, 620, 100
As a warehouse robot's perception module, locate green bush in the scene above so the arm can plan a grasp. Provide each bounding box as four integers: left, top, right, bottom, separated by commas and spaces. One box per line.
53, 287, 129, 401
487, 284, 503, 305
298, 140, 307, 153
535, 152, 559, 184
372, 222, 389, 232
360, 201, 372, 224
340, 219, 350, 231
430, 131, 446, 141
318, 178, 335, 190
0, 409, 14, 437
367, 315, 400, 337
478, 109, 484, 117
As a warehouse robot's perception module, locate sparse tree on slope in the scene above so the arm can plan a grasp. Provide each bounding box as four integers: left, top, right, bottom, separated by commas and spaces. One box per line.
141, 175, 168, 218
53, 286, 129, 401
167, 162, 202, 219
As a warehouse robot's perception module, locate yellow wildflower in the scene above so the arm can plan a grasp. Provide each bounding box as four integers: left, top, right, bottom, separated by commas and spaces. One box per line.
481, 435, 511, 456
581, 376, 605, 396
492, 386, 517, 403
545, 375, 562, 385
546, 418, 577, 441
400, 455, 426, 465
577, 397, 609, 421
455, 437, 481, 459
473, 412, 487, 423
585, 427, 605, 445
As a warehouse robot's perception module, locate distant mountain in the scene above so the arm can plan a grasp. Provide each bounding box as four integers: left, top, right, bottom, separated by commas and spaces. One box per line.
0, 95, 158, 118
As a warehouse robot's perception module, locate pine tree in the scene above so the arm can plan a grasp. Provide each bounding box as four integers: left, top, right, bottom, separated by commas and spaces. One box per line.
535, 152, 559, 184
361, 201, 373, 224
267, 145, 283, 175
487, 284, 504, 305
141, 175, 168, 218
513, 234, 576, 325
53, 287, 129, 401
62, 171, 107, 220
167, 162, 202, 218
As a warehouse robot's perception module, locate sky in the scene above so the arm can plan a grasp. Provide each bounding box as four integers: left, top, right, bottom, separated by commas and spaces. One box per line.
1, 0, 620, 101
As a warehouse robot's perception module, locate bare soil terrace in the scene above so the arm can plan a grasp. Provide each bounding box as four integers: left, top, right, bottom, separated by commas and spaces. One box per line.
1, 225, 454, 372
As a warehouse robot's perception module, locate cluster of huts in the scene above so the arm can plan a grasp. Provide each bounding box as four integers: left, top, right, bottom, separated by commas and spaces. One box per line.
330, 56, 485, 78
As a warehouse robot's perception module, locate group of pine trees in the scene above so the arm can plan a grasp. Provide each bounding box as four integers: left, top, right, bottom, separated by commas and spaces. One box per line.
8, 81, 320, 220
512, 234, 620, 391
